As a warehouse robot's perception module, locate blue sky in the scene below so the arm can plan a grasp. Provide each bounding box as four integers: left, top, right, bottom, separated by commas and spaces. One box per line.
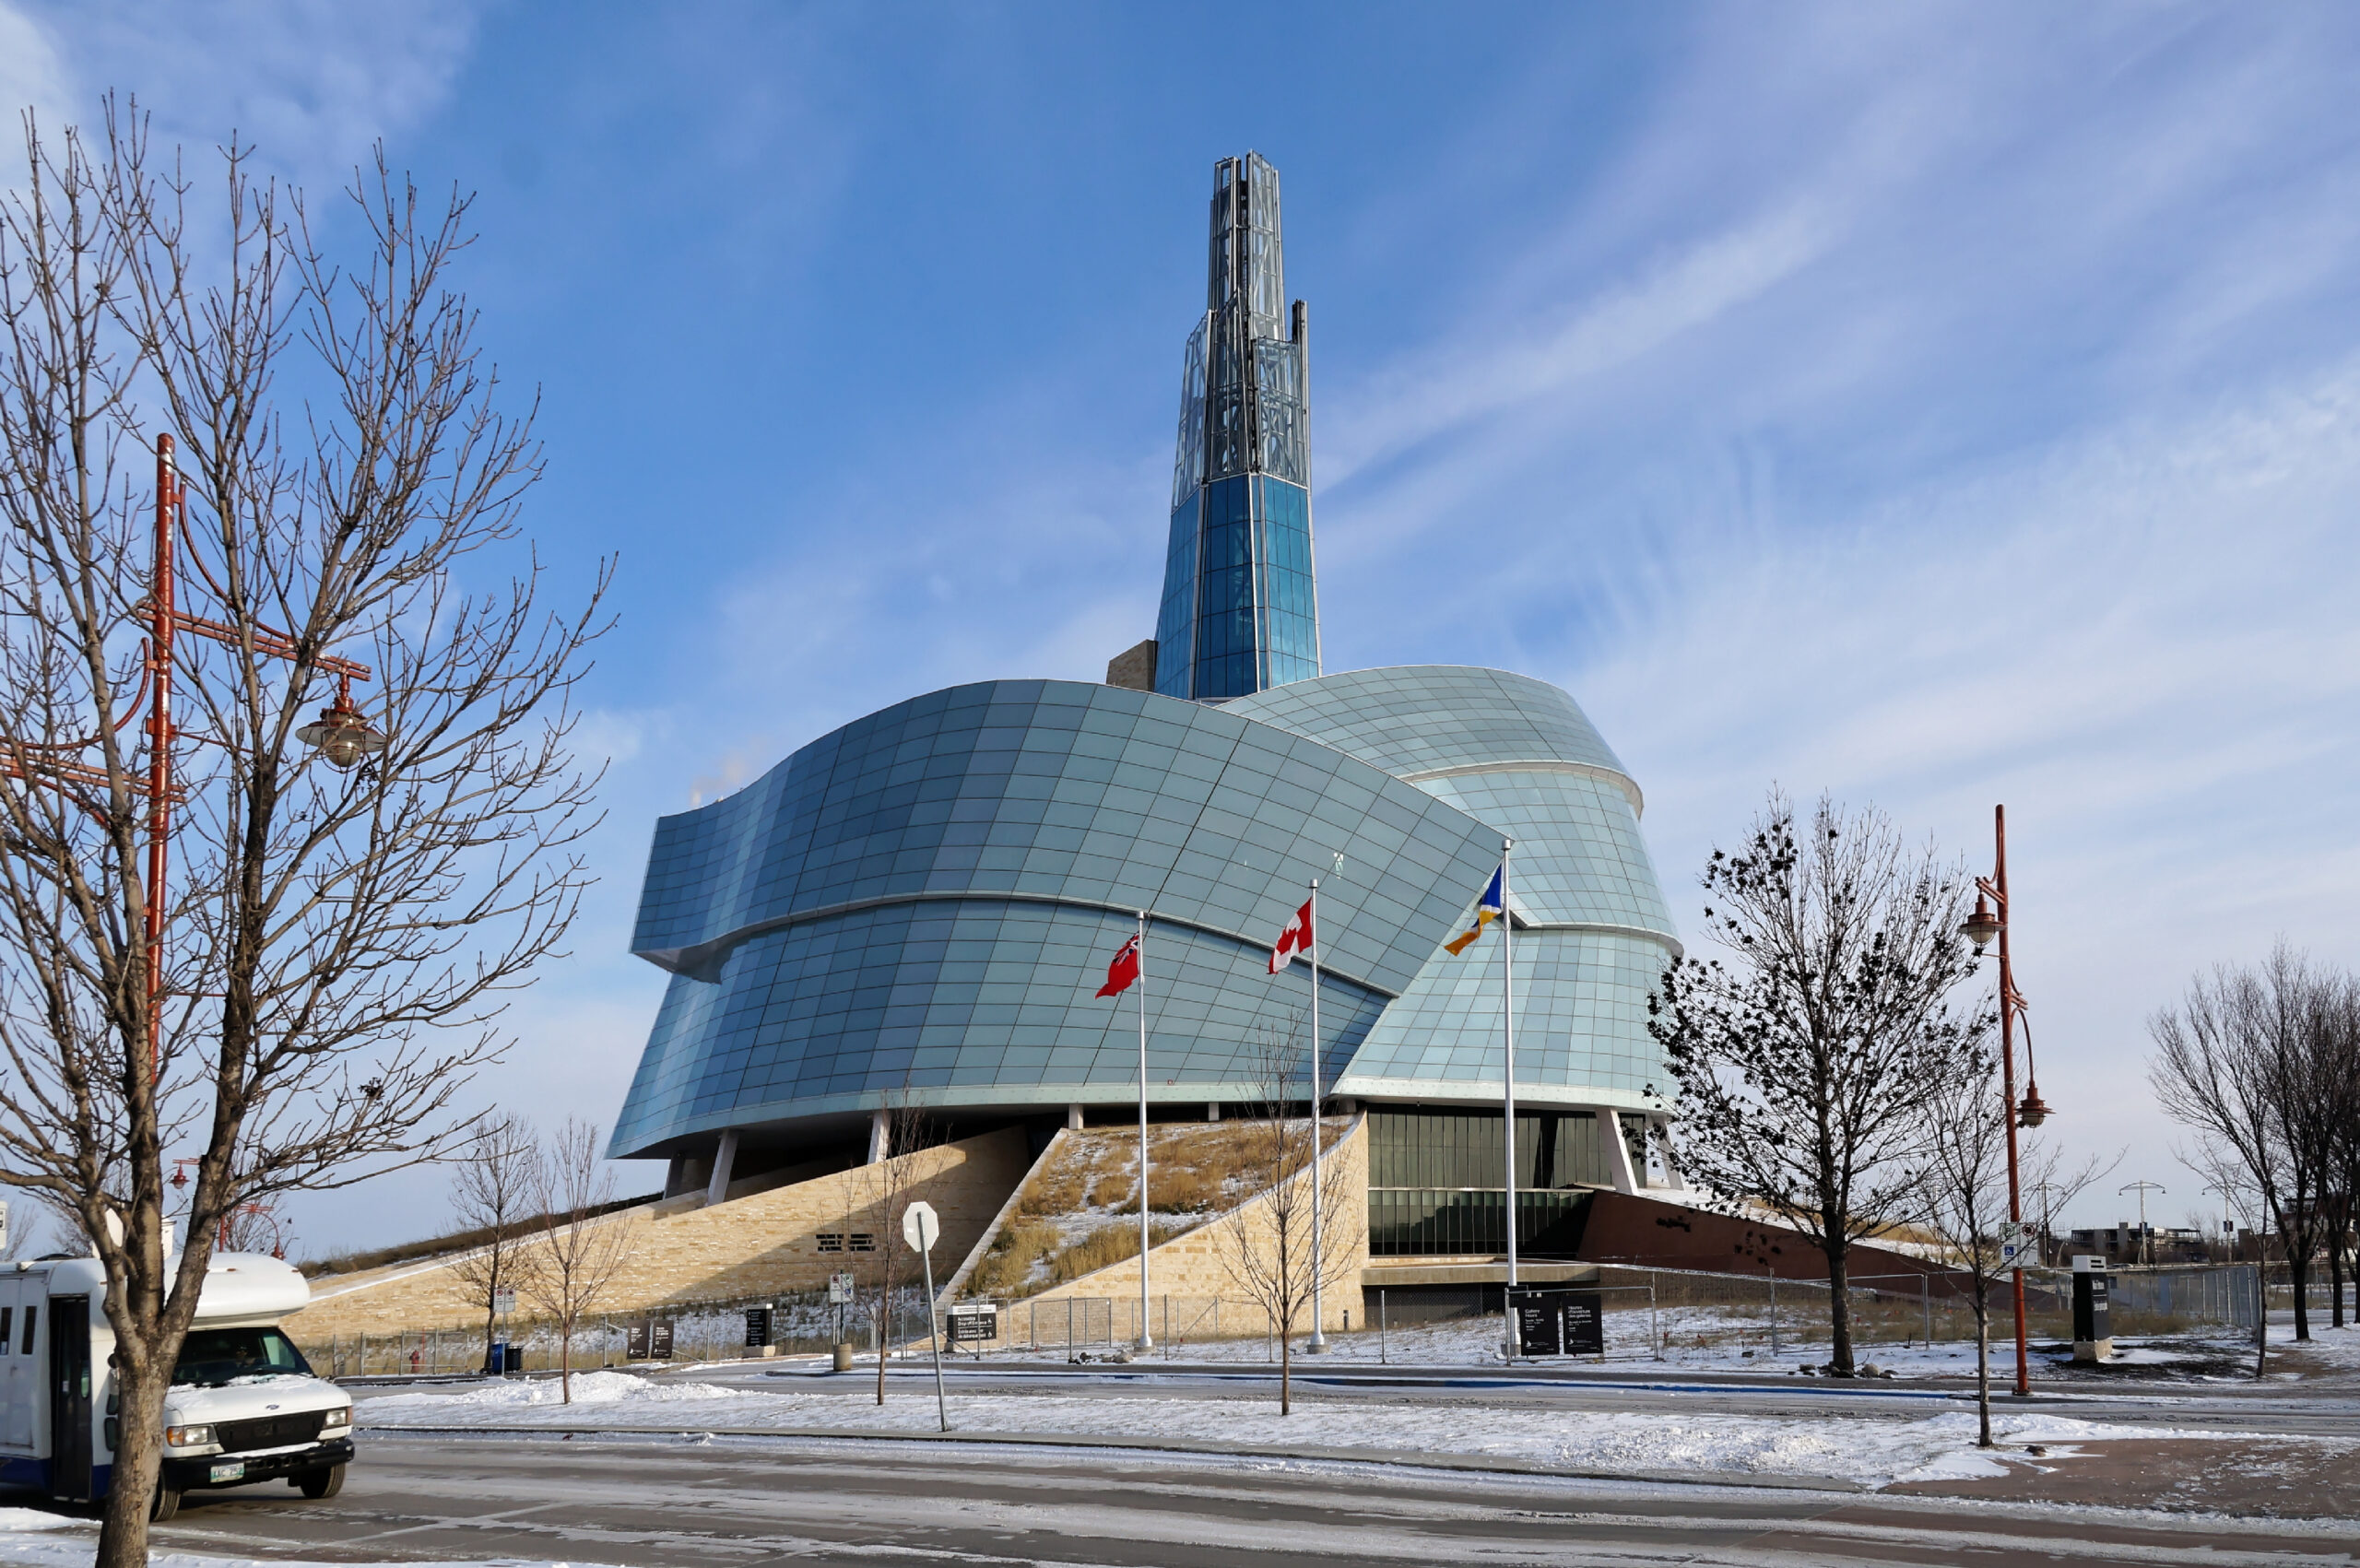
9, 3, 2360, 1254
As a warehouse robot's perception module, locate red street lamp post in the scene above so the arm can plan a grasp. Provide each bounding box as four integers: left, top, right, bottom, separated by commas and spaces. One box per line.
3, 435, 384, 1079
1959, 804, 2052, 1398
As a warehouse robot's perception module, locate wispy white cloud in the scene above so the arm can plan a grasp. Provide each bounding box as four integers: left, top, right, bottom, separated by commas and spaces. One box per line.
5, 0, 482, 183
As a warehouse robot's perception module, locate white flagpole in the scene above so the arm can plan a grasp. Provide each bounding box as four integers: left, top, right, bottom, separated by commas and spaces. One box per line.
1501, 840, 1519, 1357
1305, 878, 1328, 1353
1135, 912, 1153, 1351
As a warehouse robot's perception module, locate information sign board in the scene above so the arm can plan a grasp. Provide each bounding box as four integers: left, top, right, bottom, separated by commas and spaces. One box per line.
651, 1319, 675, 1360
948, 1303, 997, 1344
1508, 1289, 1605, 1357
828, 1271, 856, 1304
745, 1305, 773, 1349
627, 1322, 649, 1359
492, 1287, 516, 1316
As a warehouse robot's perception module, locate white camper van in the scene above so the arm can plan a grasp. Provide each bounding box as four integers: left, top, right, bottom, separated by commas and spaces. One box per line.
0, 1252, 352, 1518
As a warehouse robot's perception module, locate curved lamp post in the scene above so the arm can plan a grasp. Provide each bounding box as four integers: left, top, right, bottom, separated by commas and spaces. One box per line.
1958, 804, 2054, 1398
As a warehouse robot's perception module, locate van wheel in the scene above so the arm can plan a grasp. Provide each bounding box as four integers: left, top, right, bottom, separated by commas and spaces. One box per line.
151, 1483, 182, 1522
296, 1465, 344, 1500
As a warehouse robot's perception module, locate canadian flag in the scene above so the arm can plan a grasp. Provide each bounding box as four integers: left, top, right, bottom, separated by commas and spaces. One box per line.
1094, 935, 1141, 997
1268, 898, 1315, 973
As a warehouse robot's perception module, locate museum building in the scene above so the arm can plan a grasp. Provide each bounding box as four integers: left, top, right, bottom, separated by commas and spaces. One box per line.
608, 153, 1689, 1263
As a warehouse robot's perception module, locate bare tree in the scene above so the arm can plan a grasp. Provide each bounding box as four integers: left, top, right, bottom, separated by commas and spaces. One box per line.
1647, 791, 1988, 1376
447, 1114, 541, 1372
2312, 975, 2359, 1331
1914, 1049, 2005, 1446
2150, 943, 2339, 1359
0, 106, 603, 1559
1213, 1021, 1359, 1415
851, 1091, 936, 1408
522, 1118, 629, 1404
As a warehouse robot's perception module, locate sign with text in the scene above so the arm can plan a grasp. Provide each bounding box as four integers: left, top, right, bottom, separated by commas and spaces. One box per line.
828, 1271, 856, 1305
948, 1303, 997, 1344
745, 1306, 773, 1349
651, 1319, 675, 1359
492, 1288, 516, 1316
1509, 1289, 1605, 1358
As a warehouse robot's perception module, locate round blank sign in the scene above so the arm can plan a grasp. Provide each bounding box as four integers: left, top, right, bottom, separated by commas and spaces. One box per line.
902, 1199, 940, 1254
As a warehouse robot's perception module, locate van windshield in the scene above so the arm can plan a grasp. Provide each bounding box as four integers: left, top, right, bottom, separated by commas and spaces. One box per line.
171, 1327, 313, 1388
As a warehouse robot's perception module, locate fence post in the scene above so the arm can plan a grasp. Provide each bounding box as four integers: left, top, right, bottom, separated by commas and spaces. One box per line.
1649, 1280, 1659, 1361
1379, 1289, 1387, 1365
1768, 1279, 1778, 1358
1921, 1275, 1931, 1346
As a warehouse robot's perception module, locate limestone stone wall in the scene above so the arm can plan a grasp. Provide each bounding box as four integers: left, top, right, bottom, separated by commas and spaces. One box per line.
290, 1126, 1032, 1343
994, 1116, 1368, 1338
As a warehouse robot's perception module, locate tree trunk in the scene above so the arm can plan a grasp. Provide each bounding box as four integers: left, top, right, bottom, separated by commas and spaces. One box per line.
95, 1352, 167, 1568
483, 1303, 500, 1373
875, 1299, 888, 1406
2330, 1241, 2346, 1333
1973, 1290, 1991, 1448
1280, 1320, 1292, 1417
2290, 1252, 2312, 1342
2255, 1271, 2268, 1382
1824, 1240, 1855, 1374
560, 1320, 573, 1404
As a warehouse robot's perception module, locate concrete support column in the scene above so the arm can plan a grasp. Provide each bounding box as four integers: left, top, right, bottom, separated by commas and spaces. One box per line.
1205, 1102, 1221, 1123
1599, 1109, 1639, 1196
867, 1108, 890, 1164
1655, 1118, 1687, 1191
1065, 1102, 1084, 1131
704, 1128, 739, 1207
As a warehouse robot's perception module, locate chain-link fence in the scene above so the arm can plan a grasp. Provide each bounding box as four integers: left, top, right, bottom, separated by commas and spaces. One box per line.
301, 1261, 2284, 1377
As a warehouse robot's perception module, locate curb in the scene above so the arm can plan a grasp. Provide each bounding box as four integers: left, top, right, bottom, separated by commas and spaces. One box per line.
361, 1421, 1870, 1494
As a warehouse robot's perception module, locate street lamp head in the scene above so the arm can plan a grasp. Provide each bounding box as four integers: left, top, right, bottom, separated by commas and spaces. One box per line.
2016, 1081, 2052, 1129
1961, 894, 2001, 951
297, 693, 387, 771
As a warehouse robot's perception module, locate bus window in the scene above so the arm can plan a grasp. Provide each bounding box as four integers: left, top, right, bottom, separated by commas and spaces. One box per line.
0, 1306, 11, 1349
18, 1306, 33, 1355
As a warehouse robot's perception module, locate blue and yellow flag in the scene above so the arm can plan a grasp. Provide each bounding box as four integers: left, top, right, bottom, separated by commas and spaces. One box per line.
1444, 867, 1504, 955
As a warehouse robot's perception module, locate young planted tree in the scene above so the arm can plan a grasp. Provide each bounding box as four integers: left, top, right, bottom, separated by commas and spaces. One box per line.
853, 1091, 936, 1407
1213, 1025, 1360, 1415
0, 107, 602, 1562
1647, 791, 1987, 1376
2150, 944, 2342, 1354
446, 1114, 542, 1372
1914, 1050, 2005, 1446
522, 1118, 630, 1403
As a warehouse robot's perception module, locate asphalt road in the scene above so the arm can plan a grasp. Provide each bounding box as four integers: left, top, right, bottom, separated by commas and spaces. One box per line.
127, 1432, 2355, 1568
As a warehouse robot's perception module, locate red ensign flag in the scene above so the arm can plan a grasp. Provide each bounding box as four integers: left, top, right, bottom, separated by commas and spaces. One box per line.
1095, 935, 1141, 997
1268, 898, 1315, 973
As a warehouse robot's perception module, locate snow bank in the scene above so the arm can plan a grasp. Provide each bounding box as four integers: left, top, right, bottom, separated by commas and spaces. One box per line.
370, 1369, 749, 1411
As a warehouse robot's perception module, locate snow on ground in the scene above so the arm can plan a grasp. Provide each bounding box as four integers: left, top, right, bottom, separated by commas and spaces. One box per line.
354, 1369, 2304, 1490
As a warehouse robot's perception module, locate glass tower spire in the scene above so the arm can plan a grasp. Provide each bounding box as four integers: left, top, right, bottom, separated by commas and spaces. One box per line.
1154, 152, 1319, 701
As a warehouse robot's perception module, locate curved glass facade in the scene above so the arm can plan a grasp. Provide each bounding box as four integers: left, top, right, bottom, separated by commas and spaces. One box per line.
613, 667, 1682, 1160
1227, 666, 1681, 1108
611, 678, 1509, 1158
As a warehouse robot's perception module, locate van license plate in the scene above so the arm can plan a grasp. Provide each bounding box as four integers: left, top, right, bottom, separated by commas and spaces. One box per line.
209, 1462, 244, 1482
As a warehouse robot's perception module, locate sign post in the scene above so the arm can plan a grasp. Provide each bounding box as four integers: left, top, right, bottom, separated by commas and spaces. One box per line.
903, 1200, 949, 1432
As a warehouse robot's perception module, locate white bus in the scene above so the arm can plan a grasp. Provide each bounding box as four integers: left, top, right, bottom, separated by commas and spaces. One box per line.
0, 1252, 352, 1519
